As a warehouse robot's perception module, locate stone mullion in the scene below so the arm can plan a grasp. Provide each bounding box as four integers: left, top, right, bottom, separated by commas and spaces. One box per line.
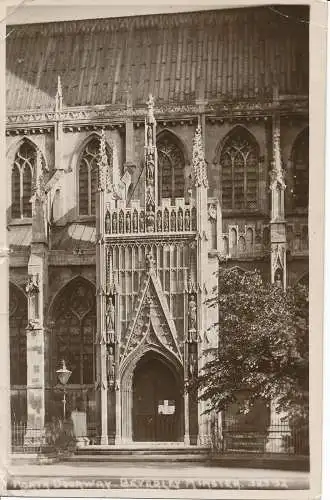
20, 167, 23, 218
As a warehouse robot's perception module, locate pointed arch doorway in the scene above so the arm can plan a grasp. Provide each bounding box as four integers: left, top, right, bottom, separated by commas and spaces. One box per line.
132, 352, 183, 442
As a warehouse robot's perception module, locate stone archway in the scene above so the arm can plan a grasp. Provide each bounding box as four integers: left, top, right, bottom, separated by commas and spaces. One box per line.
132, 352, 183, 442
120, 347, 184, 443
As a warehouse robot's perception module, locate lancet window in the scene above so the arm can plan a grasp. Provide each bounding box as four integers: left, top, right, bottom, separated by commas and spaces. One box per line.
11, 140, 37, 218
78, 137, 112, 216
220, 127, 259, 210
53, 278, 96, 385
292, 128, 309, 209
157, 133, 185, 200
9, 283, 27, 386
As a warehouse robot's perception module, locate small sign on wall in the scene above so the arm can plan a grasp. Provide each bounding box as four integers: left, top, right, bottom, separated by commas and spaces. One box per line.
158, 400, 176, 415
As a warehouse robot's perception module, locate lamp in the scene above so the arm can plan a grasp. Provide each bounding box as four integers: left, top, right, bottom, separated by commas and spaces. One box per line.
56, 360, 72, 421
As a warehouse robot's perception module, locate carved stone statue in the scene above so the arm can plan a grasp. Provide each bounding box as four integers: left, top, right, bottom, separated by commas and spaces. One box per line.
26, 275, 39, 295
184, 210, 190, 231
26, 274, 40, 321
118, 211, 124, 233
147, 125, 153, 149
177, 210, 183, 231
188, 294, 197, 332
189, 350, 197, 378
164, 210, 169, 232
146, 153, 155, 184
139, 211, 145, 232
133, 210, 138, 232
112, 213, 118, 233
105, 210, 111, 234
106, 297, 115, 333
146, 210, 155, 232
126, 212, 131, 233
146, 253, 155, 271
156, 211, 162, 232
170, 211, 176, 231
275, 269, 283, 288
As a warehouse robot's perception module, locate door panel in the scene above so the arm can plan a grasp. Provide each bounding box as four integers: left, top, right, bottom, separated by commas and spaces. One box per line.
132, 356, 181, 442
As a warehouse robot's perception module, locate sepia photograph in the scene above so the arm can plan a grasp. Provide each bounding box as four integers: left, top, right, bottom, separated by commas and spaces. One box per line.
0, 0, 327, 498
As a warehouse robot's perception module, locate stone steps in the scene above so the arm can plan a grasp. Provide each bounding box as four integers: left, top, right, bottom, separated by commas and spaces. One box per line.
71, 443, 211, 462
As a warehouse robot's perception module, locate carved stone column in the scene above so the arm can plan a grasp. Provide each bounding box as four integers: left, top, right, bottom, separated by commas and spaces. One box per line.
54, 76, 63, 171
267, 111, 291, 452
25, 155, 48, 446
24, 274, 46, 446
270, 113, 287, 289
192, 124, 209, 446
144, 94, 158, 232
105, 248, 121, 444
96, 130, 109, 444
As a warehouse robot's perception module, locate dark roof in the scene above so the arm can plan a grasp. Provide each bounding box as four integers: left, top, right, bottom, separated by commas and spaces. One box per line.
51, 223, 96, 251
6, 6, 309, 111
8, 224, 32, 251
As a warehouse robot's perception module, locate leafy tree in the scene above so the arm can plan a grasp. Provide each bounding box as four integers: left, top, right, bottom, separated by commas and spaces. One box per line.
196, 266, 309, 426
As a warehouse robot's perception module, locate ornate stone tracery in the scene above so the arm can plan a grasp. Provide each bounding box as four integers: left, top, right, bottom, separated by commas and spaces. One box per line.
220, 126, 259, 210
157, 132, 185, 200
79, 136, 113, 216
51, 278, 96, 385
11, 140, 47, 218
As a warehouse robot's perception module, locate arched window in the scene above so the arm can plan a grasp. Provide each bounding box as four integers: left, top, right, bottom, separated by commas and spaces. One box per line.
53, 278, 96, 385
9, 283, 27, 386
11, 141, 37, 218
78, 137, 112, 216
157, 133, 185, 200
292, 129, 309, 209
220, 127, 259, 210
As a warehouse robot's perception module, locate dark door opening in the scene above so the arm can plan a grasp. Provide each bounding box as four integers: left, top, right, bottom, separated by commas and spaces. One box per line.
132, 354, 182, 442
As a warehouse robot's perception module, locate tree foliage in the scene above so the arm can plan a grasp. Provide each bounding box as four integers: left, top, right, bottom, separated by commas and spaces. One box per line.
196, 267, 309, 423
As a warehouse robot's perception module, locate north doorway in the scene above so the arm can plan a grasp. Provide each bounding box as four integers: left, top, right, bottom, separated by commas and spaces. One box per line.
132, 353, 182, 442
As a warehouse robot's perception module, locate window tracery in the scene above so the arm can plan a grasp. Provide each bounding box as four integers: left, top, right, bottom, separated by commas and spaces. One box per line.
292, 128, 309, 209
220, 127, 259, 210
78, 137, 112, 216
53, 279, 96, 385
157, 134, 185, 200
11, 141, 38, 218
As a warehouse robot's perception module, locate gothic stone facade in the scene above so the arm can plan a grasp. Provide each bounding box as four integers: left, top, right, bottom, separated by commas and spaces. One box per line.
7, 6, 309, 447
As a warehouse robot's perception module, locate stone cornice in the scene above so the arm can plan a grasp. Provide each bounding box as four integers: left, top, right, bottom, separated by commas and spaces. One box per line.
6, 97, 308, 130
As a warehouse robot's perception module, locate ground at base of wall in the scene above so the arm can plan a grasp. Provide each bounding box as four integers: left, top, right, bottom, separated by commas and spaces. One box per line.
10, 452, 309, 472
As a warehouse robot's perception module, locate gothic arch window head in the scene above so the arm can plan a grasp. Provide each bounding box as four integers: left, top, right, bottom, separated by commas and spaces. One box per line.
292, 128, 309, 209
157, 132, 185, 201
11, 140, 39, 218
52, 278, 96, 385
78, 136, 113, 216
219, 127, 259, 210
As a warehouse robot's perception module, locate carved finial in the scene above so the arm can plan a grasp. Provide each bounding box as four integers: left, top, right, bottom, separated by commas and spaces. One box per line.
55, 75, 63, 112
98, 129, 110, 192
192, 125, 208, 188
